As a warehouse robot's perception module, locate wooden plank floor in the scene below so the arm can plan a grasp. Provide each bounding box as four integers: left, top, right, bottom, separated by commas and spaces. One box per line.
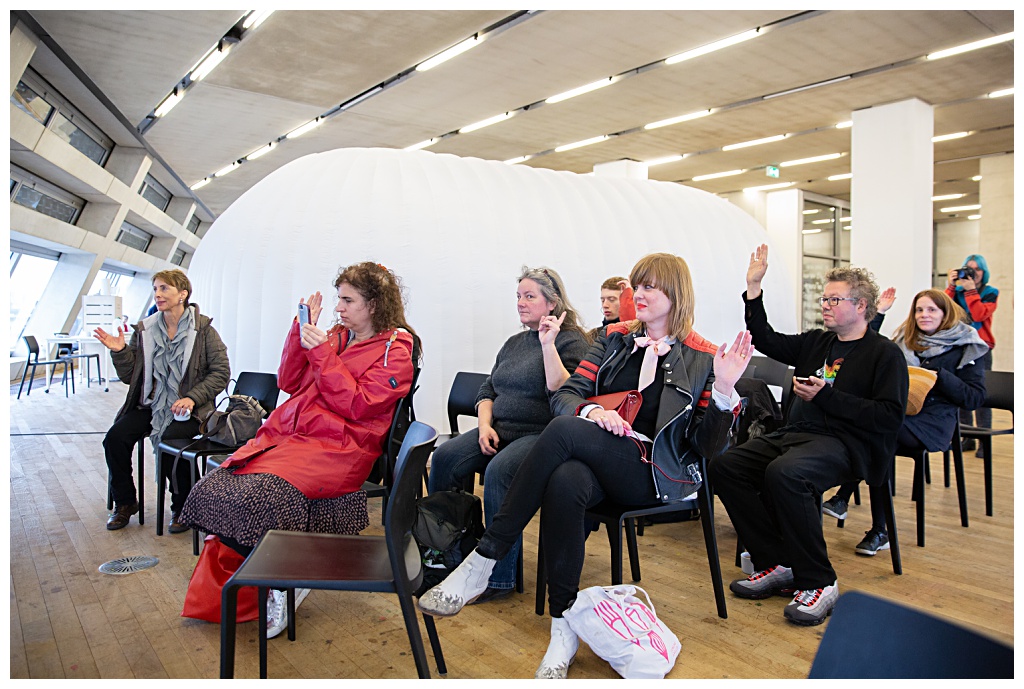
6, 377, 1015, 678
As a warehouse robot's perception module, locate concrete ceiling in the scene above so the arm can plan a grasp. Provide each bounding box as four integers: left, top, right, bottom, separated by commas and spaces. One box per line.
26, 9, 1014, 224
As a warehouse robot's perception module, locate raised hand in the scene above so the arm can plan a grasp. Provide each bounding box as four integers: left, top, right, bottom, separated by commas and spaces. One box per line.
746, 244, 769, 298
301, 291, 324, 326
877, 287, 896, 314
93, 327, 126, 352
538, 311, 566, 347
712, 330, 754, 397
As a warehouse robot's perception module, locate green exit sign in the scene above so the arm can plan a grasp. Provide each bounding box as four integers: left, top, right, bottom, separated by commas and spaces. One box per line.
766, 165, 780, 178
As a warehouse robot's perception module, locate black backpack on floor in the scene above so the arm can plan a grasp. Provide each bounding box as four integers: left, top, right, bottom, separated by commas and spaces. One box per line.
411, 489, 484, 596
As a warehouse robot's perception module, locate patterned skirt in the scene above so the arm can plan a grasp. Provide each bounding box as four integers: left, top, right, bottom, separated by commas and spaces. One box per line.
179, 466, 369, 548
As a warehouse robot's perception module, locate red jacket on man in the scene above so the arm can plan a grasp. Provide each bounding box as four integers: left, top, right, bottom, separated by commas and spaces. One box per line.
219, 321, 413, 499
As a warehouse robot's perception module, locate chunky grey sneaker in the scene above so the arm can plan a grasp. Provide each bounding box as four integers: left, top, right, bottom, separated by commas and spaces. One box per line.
729, 565, 795, 599
822, 496, 849, 520
535, 617, 579, 679
417, 549, 495, 617
784, 581, 839, 626
855, 529, 890, 556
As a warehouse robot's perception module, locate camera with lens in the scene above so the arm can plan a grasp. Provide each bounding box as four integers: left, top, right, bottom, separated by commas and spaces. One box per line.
956, 266, 977, 281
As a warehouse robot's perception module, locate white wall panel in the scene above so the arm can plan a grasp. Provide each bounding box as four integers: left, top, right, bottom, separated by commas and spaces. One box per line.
190, 148, 793, 432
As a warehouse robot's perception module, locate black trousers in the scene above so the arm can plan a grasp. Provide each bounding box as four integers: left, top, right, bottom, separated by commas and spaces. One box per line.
832, 425, 918, 533
476, 415, 656, 617
708, 431, 856, 590
103, 405, 202, 511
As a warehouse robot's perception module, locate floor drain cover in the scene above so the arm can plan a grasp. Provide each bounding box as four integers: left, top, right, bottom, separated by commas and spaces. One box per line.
99, 555, 159, 575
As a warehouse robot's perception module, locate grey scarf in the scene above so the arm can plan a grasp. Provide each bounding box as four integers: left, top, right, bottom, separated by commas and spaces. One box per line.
896, 321, 989, 369
148, 307, 195, 448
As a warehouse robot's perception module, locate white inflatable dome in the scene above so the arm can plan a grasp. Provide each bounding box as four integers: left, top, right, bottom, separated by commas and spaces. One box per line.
190, 148, 794, 433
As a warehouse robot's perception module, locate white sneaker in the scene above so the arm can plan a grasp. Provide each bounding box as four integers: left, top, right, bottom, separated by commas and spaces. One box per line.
417, 549, 496, 617
266, 589, 288, 639
535, 617, 579, 679
266, 588, 311, 639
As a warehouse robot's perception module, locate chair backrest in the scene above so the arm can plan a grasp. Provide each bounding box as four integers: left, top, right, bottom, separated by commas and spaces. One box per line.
382, 366, 422, 483
808, 590, 1012, 678
749, 355, 795, 419
23, 335, 40, 360
383, 421, 439, 591
232, 372, 281, 414
982, 370, 1013, 416
446, 371, 489, 437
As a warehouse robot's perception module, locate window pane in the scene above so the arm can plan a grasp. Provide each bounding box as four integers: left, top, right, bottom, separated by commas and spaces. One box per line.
13, 185, 79, 224
9, 254, 59, 355
52, 113, 108, 165
139, 174, 171, 212
10, 81, 53, 124
116, 222, 152, 252
171, 249, 186, 266
186, 214, 200, 234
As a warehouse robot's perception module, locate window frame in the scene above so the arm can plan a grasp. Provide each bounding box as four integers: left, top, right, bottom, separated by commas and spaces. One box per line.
138, 173, 172, 212
116, 220, 154, 253
10, 165, 86, 225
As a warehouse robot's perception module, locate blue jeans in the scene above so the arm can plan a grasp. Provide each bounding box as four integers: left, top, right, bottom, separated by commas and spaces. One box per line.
427, 429, 536, 590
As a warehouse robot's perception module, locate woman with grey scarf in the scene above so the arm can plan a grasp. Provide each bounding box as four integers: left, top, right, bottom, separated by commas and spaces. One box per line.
94, 269, 230, 532
823, 288, 987, 555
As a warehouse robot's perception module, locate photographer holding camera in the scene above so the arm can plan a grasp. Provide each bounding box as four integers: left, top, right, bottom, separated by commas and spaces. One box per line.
946, 253, 998, 454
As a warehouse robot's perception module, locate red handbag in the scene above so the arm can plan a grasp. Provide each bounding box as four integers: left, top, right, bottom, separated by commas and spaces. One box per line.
586, 390, 643, 425
181, 534, 259, 623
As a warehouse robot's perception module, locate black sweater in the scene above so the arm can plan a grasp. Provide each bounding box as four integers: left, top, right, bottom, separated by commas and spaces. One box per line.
743, 291, 908, 487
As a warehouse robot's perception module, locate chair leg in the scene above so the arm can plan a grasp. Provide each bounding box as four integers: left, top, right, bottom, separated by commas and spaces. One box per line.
734, 537, 743, 568
913, 453, 925, 547
220, 584, 239, 678
605, 521, 623, 586
874, 482, 902, 575
286, 588, 297, 641
852, 483, 861, 505
137, 441, 145, 526
923, 453, 931, 484
982, 438, 993, 517
515, 546, 524, 594
535, 531, 546, 616
258, 586, 269, 679
156, 450, 166, 536
624, 518, 642, 582
943, 450, 951, 488
396, 588, 433, 678
951, 433, 969, 527
422, 613, 448, 676
697, 482, 728, 619
27, 362, 36, 396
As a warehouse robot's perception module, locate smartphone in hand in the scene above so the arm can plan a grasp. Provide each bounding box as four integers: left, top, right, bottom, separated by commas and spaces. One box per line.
794, 376, 812, 384
298, 303, 311, 326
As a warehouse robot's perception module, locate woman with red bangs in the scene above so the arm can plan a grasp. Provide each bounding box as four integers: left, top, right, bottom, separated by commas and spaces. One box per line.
418, 252, 753, 679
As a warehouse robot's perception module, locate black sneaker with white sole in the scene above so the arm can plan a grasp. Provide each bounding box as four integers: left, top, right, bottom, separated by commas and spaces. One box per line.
822, 496, 849, 520
855, 529, 890, 556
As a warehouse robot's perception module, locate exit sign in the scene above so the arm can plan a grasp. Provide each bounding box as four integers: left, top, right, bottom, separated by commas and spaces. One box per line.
765, 165, 780, 178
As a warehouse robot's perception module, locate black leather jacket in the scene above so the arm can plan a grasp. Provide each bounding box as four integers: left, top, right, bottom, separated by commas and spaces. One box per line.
551, 323, 735, 502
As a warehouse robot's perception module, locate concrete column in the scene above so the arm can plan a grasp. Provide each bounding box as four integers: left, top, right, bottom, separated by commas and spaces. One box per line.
165, 197, 196, 226
763, 188, 803, 329
10, 22, 39, 96
594, 159, 648, 179
850, 99, 934, 332
31, 252, 101, 343
977, 153, 1013, 370
105, 147, 151, 190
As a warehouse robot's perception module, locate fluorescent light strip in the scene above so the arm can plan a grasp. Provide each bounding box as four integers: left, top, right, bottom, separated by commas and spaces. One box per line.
190, 178, 211, 190
835, 121, 853, 129
215, 162, 239, 177
972, 175, 983, 181
931, 193, 965, 202
744, 182, 794, 192
405, 138, 438, 151
665, 28, 760, 65
764, 75, 850, 100
988, 87, 1014, 98
191, 46, 228, 81
554, 135, 609, 153
645, 154, 684, 167
940, 204, 982, 213
246, 143, 275, 161
926, 32, 1014, 61
802, 228, 822, 235
812, 218, 835, 225
932, 131, 971, 142
154, 90, 184, 117
546, 77, 614, 105
504, 155, 531, 165
968, 214, 982, 220
417, 36, 480, 72
840, 217, 851, 223
459, 112, 513, 134
722, 134, 788, 151
779, 152, 842, 167
828, 172, 852, 181
803, 209, 821, 215
340, 86, 383, 110
243, 10, 275, 30
644, 109, 711, 130
286, 119, 321, 139
691, 169, 746, 181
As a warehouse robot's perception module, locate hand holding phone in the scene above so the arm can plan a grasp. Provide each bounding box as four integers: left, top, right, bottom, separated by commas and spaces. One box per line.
794, 376, 812, 385
298, 303, 311, 326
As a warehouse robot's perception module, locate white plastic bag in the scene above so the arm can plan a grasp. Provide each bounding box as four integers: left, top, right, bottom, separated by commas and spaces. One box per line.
563, 584, 681, 679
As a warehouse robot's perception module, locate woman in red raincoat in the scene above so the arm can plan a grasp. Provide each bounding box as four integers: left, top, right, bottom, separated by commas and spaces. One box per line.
180, 262, 420, 635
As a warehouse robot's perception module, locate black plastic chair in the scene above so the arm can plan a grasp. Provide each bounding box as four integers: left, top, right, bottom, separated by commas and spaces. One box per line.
808, 590, 1013, 678
220, 421, 443, 679
535, 454, 728, 619
17, 335, 74, 399
957, 370, 1013, 517
155, 372, 280, 552
748, 354, 794, 418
